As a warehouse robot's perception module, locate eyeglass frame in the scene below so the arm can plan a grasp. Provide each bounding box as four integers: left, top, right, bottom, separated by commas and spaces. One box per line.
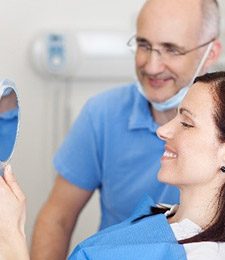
127, 35, 216, 59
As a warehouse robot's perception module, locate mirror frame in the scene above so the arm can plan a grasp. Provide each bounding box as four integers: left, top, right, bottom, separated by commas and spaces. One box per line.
0, 79, 20, 174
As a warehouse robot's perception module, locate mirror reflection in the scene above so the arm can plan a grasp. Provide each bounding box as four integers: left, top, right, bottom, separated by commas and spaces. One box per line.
0, 80, 19, 173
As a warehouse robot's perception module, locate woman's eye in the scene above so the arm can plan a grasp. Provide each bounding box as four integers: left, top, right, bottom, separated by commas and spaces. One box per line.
180, 122, 194, 128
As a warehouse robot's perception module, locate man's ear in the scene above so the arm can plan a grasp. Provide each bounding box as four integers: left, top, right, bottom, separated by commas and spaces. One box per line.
204, 39, 222, 69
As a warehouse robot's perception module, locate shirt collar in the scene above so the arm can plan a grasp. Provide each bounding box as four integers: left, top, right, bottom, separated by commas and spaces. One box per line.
128, 84, 159, 133
170, 219, 202, 241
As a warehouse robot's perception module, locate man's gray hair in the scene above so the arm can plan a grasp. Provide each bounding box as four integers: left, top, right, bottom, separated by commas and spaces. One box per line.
201, 0, 220, 41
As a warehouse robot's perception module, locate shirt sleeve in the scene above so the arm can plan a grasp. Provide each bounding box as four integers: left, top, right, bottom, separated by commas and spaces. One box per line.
69, 245, 88, 259
53, 100, 102, 191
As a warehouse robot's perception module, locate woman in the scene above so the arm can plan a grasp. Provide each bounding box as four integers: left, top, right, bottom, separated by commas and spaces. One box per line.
69, 72, 225, 259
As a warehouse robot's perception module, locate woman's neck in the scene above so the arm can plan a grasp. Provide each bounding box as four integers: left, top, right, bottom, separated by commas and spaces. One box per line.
168, 185, 219, 229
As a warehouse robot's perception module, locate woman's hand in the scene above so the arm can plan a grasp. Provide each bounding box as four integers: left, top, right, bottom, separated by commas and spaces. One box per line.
0, 165, 29, 260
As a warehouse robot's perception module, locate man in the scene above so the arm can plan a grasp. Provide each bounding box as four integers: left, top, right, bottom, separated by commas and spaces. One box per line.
31, 0, 221, 259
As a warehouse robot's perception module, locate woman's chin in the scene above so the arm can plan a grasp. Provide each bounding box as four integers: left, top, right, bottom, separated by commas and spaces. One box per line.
157, 171, 174, 185
157, 171, 167, 183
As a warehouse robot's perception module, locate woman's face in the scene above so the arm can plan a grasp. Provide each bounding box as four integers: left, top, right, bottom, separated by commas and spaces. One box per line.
157, 82, 225, 188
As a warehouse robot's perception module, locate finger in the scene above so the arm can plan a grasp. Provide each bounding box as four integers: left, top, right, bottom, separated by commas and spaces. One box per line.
0, 175, 9, 190
4, 165, 26, 202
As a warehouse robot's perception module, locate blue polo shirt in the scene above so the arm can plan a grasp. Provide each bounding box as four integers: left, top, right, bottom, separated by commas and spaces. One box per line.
53, 83, 179, 230
69, 195, 186, 260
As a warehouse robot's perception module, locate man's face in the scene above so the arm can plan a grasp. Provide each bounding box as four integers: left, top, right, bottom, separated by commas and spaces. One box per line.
135, 0, 211, 104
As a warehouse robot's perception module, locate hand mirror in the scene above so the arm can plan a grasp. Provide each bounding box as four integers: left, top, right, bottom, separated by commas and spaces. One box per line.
0, 79, 19, 175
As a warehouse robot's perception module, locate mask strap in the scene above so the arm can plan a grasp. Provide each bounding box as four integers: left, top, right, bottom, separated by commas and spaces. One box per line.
191, 42, 213, 84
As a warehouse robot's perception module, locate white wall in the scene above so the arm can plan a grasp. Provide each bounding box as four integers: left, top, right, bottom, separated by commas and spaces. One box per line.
0, 0, 224, 256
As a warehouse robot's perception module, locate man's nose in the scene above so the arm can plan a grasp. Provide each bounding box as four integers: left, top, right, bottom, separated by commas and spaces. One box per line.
144, 50, 165, 75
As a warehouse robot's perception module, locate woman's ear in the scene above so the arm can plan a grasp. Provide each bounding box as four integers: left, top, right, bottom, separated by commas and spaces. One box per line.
219, 144, 225, 174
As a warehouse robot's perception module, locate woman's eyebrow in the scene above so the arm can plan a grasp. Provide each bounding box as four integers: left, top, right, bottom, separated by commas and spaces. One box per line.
179, 107, 195, 117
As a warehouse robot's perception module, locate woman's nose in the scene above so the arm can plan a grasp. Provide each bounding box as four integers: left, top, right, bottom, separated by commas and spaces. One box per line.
156, 119, 175, 141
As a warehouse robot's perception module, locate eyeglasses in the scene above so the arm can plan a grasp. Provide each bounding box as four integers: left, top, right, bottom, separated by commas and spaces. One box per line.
127, 35, 215, 61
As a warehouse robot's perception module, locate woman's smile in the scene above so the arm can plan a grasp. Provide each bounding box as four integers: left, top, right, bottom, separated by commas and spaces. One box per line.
162, 150, 177, 160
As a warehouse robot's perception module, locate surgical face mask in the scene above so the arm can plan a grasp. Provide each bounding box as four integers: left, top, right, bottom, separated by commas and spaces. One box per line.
136, 42, 213, 112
